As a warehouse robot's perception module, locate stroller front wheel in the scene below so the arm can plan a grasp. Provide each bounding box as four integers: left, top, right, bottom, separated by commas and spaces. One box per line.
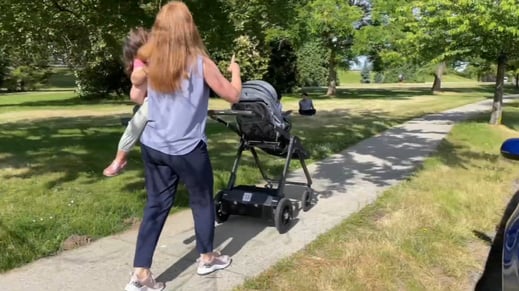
274, 198, 293, 234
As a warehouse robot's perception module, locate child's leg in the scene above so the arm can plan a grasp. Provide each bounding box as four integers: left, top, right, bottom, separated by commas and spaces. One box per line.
118, 98, 149, 153
103, 99, 149, 177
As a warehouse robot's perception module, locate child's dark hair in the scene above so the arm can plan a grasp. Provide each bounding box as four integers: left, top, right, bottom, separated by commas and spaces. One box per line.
122, 27, 149, 77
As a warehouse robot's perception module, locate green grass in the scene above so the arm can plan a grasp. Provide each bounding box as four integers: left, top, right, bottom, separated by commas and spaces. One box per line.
338, 70, 365, 84
0, 85, 508, 272
424, 73, 477, 83
235, 104, 519, 291
338, 69, 476, 84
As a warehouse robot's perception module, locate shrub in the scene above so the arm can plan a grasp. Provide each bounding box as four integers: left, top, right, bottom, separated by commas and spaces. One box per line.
3, 65, 51, 91
74, 59, 130, 99
296, 41, 328, 87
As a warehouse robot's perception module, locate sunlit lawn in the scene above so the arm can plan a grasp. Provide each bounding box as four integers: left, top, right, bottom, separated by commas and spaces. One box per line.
236, 104, 519, 291
0, 84, 511, 272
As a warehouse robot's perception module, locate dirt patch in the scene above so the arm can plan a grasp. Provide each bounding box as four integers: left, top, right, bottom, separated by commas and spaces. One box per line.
61, 234, 93, 251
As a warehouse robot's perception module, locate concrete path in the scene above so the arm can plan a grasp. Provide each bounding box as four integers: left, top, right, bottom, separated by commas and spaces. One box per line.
0, 99, 502, 291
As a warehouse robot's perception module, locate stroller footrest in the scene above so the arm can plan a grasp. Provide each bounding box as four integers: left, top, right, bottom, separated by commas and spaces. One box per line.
218, 186, 282, 219
220, 185, 280, 207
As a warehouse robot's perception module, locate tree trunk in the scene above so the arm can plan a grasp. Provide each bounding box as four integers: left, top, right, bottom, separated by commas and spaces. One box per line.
326, 49, 337, 96
515, 73, 518, 89
431, 62, 446, 92
489, 53, 507, 125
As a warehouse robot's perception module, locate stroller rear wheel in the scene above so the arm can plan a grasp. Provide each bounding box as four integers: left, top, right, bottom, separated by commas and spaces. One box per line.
215, 192, 230, 223
274, 198, 293, 234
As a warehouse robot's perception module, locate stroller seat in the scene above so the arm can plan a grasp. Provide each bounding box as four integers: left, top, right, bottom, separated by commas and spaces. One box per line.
231, 100, 310, 159
208, 80, 314, 234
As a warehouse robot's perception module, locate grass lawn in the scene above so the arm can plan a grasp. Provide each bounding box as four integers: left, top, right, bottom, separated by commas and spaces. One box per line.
0, 84, 513, 273
235, 104, 519, 290
338, 69, 475, 84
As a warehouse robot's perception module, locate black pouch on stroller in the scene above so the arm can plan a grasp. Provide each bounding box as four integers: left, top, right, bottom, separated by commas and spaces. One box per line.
208, 80, 314, 234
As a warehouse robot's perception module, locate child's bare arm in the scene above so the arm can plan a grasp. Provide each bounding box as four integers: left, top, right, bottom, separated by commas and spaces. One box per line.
131, 68, 147, 86
130, 79, 147, 105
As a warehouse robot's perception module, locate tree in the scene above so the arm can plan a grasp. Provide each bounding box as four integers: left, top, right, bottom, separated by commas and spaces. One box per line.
399, 1, 519, 124
301, 0, 364, 95
217, 0, 306, 89
264, 40, 298, 93
296, 41, 329, 87
0, 0, 154, 96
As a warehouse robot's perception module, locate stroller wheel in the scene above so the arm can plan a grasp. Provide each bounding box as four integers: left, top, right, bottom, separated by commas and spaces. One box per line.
215, 193, 230, 223
302, 189, 313, 212
274, 198, 293, 234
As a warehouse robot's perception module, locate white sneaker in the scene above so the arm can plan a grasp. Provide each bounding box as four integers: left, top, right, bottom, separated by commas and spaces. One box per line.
197, 255, 232, 275
124, 273, 165, 291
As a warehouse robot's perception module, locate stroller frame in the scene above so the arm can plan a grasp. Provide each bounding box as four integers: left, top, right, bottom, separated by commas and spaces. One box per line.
209, 101, 313, 234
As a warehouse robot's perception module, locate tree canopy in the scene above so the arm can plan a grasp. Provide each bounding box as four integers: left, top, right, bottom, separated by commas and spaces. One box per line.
1, 0, 518, 123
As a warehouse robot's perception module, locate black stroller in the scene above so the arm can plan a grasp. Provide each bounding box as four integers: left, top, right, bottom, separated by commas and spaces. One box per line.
208, 80, 314, 234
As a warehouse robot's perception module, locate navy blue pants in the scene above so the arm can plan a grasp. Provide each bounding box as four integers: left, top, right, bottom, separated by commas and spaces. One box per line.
133, 141, 215, 268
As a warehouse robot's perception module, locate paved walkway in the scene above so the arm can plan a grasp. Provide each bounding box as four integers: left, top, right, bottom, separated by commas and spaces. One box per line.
0, 99, 501, 290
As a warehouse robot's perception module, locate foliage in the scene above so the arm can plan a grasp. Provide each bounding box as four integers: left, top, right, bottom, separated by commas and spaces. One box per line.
354, 0, 407, 73
74, 59, 130, 99
216, 35, 270, 83
2, 65, 52, 91
0, 49, 9, 88
0, 0, 153, 96
296, 41, 328, 87
264, 40, 298, 93
300, 0, 365, 94
397, 0, 519, 123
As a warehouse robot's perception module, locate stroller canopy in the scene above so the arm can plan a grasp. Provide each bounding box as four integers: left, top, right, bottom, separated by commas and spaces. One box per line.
239, 80, 284, 128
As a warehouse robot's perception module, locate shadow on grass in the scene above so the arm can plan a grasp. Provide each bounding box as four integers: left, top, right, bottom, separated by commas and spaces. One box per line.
0, 107, 416, 210
0, 99, 493, 276
301, 85, 503, 100
0, 96, 133, 108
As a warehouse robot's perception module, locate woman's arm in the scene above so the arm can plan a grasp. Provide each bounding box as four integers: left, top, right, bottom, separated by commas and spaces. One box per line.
203, 55, 241, 104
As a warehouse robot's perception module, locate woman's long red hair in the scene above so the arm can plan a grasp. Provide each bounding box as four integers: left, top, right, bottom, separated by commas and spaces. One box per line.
138, 1, 208, 93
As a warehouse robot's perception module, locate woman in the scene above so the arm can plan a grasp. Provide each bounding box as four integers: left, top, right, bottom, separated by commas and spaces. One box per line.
124, 2, 241, 290
298, 92, 316, 116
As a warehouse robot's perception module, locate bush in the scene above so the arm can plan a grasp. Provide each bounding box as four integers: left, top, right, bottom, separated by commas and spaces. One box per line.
3, 65, 51, 91
296, 41, 328, 87
74, 58, 130, 99
217, 35, 270, 83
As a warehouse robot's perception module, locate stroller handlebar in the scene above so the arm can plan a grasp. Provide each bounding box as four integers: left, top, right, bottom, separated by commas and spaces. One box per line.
208, 109, 255, 117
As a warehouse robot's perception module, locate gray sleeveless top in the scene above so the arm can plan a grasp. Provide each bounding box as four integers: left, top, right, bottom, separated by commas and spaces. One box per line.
140, 56, 209, 155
